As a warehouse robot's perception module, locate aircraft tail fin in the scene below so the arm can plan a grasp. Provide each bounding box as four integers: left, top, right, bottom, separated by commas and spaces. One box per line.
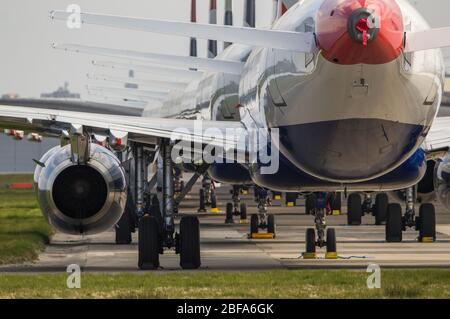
53, 43, 244, 74
92, 61, 203, 82
50, 11, 316, 53
405, 27, 450, 52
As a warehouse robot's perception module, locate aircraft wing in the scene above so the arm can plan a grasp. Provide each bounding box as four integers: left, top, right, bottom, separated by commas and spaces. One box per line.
0, 98, 144, 116
424, 117, 450, 155
54, 43, 244, 75
0, 105, 249, 155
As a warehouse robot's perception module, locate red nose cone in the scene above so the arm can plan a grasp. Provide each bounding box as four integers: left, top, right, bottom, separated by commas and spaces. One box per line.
316, 0, 404, 65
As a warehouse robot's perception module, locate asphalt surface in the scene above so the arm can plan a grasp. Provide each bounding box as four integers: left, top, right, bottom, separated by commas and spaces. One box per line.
2, 184, 450, 273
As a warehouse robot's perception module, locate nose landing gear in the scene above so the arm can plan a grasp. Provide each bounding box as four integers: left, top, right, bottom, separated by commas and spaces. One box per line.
249, 187, 275, 239
304, 193, 338, 259
225, 185, 248, 224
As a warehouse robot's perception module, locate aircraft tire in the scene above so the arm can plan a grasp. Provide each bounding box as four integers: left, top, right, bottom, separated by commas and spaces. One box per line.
386, 203, 403, 242
179, 216, 201, 269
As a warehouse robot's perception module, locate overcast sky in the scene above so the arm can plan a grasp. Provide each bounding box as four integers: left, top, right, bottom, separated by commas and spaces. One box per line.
0, 0, 449, 99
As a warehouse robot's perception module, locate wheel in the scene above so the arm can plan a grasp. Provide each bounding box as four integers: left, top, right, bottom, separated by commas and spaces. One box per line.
225, 203, 234, 224
240, 203, 247, 220
115, 209, 132, 244
305, 194, 316, 215
386, 203, 403, 242
138, 215, 160, 270
305, 228, 316, 253
347, 193, 362, 225
267, 214, 276, 234
198, 189, 206, 212
326, 228, 337, 253
418, 203, 436, 242
330, 192, 341, 212
150, 195, 163, 232
374, 193, 388, 225
250, 214, 259, 234
211, 192, 217, 209
179, 216, 201, 269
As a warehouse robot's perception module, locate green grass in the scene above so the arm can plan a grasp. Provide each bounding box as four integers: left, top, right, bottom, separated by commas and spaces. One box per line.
0, 269, 450, 298
1, 175, 450, 299
0, 174, 53, 264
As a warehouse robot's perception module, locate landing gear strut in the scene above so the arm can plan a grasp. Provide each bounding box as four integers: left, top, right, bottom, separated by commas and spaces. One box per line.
225, 185, 247, 224
249, 187, 275, 238
386, 186, 436, 243
137, 141, 201, 270
304, 192, 337, 259
198, 176, 218, 213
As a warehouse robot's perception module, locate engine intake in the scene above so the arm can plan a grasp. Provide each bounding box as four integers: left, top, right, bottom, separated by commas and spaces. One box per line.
35, 144, 127, 235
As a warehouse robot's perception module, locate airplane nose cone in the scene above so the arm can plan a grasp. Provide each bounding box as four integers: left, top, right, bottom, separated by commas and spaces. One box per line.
316, 0, 404, 65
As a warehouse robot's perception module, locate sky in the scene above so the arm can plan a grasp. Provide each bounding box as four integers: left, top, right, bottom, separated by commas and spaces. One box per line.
0, 0, 449, 99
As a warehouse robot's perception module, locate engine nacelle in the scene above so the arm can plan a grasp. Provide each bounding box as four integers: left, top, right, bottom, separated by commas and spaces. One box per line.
435, 155, 450, 211
33, 146, 61, 193
35, 144, 127, 235
417, 160, 436, 203
390, 160, 436, 203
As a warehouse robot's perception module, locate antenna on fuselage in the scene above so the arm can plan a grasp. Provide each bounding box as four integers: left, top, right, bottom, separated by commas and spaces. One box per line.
208, 0, 218, 58
223, 0, 233, 49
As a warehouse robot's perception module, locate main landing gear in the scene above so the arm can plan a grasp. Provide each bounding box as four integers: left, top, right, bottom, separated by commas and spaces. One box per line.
249, 187, 276, 239
225, 185, 247, 224
385, 187, 436, 243
304, 192, 337, 259
115, 151, 136, 245
137, 142, 201, 270
347, 192, 388, 225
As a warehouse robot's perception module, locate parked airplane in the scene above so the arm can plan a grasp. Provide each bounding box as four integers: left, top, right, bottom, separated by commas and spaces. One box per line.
1, 0, 450, 269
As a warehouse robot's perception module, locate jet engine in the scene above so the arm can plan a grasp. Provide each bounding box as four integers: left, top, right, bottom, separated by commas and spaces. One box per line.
35, 143, 127, 235
390, 160, 436, 203
416, 160, 436, 203
434, 154, 450, 211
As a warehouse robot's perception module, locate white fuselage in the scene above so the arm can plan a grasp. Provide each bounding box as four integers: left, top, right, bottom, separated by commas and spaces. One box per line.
143, 0, 445, 188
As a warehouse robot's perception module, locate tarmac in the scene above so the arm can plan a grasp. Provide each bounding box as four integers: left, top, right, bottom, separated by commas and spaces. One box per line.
2, 185, 450, 273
